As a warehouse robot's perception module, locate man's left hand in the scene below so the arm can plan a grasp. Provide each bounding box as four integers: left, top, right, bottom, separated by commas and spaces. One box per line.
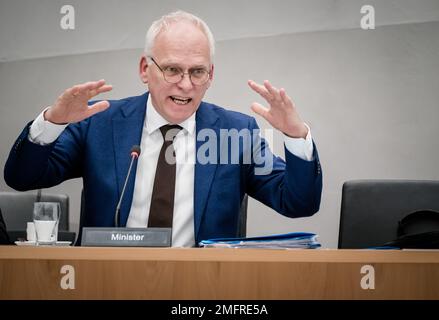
248, 80, 308, 139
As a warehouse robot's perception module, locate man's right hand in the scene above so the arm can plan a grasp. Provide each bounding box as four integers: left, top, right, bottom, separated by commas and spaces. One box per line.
44, 79, 113, 124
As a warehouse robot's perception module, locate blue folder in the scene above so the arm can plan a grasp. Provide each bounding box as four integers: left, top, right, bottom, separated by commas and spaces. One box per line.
199, 232, 321, 249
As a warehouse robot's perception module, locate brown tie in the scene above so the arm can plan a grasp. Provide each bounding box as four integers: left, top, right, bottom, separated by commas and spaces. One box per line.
148, 124, 182, 228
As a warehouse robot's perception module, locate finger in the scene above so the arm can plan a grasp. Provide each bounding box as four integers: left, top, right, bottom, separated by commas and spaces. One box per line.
279, 88, 293, 108
75, 80, 105, 96
65, 85, 81, 98
82, 80, 110, 98
79, 81, 95, 89
96, 84, 113, 94
84, 79, 106, 90
263, 80, 280, 100
90, 84, 113, 97
66, 82, 93, 99
250, 102, 271, 121
86, 100, 110, 117
248, 80, 272, 101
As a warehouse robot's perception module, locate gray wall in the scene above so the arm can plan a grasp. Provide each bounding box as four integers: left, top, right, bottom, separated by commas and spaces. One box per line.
1, 1, 439, 247
3, 0, 439, 62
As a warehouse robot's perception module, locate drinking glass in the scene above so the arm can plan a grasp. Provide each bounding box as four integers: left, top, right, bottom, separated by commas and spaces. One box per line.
33, 202, 60, 245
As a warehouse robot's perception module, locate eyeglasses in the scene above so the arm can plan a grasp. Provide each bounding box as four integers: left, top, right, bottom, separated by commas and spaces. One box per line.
149, 56, 211, 86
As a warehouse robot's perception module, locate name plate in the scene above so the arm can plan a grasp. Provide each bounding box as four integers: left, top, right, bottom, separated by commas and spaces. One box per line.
81, 227, 171, 247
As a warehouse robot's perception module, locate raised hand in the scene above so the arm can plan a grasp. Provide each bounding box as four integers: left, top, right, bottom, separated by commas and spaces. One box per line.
248, 80, 308, 139
44, 79, 113, 124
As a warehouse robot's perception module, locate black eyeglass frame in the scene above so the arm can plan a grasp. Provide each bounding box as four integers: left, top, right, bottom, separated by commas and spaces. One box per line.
148, 56, 211, 86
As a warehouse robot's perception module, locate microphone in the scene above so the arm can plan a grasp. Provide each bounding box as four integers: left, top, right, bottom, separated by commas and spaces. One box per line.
36, 189, 42, 202
114, 145, 141, 227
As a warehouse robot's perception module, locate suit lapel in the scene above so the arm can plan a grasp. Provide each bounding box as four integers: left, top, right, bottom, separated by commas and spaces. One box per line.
112, 93, 148, 226
194, 102, 220, 240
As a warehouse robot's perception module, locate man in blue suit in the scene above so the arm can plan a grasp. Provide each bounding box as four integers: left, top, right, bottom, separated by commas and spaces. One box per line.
4, 11, 322, 247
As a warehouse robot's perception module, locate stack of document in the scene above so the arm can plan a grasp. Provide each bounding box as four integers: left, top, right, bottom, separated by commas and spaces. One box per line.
199, 232, 321, 249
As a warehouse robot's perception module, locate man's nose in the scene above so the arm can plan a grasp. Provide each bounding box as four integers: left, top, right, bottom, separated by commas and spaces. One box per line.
176, 73, 193, 90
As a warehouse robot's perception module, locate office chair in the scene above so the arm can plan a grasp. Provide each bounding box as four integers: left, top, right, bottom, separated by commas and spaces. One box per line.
0, 191, 75, 243
0, 208, 11, 244
338, 179, 439, 249
237, 194, 248, 237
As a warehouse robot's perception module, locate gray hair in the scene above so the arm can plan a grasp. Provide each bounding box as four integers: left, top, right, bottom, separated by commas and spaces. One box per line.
144, 11, 215, 63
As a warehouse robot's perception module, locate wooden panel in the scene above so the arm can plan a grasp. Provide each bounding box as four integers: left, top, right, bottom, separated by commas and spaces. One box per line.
1, 246, 439, 299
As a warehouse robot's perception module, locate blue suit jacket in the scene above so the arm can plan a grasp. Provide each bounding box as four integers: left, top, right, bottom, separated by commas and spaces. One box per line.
4, 92, 322, 244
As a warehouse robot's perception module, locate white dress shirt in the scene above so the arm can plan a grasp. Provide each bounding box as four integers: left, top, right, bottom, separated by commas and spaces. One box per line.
126, 98, 197, 247
29, 97, 314, 247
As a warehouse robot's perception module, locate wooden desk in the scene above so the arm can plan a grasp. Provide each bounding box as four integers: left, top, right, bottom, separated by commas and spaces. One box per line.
1, 246, 438, 299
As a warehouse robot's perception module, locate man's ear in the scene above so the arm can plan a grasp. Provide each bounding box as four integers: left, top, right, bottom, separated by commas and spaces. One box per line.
206, 64, 214, 88
139, 56, 149, 84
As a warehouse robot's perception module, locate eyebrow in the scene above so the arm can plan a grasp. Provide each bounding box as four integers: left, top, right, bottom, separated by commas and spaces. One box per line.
161, 61, 209, 70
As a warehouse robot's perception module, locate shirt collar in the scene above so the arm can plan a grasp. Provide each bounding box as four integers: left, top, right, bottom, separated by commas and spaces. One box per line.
146, 95, 196, 135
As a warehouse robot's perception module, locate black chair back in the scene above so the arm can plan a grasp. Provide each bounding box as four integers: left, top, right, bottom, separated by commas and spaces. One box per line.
0, 208, 12, 244
237, 194, 248, 237
0, 191, 73, 242
338, 180, 439, 249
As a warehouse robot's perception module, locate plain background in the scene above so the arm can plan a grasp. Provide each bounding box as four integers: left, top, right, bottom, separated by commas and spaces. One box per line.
1, 0, 438, 248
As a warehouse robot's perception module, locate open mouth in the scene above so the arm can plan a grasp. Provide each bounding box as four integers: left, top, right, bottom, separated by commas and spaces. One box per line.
170, 96, 192, 105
